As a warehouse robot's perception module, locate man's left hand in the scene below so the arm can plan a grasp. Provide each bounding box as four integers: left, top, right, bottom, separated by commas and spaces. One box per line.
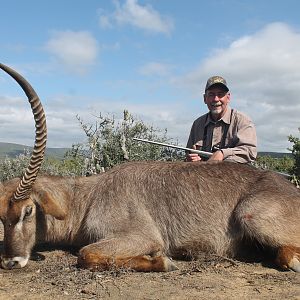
208, 150, 224, 161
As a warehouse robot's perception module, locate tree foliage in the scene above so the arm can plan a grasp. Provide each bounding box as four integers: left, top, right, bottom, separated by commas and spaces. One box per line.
288, 128, 300, 176
288, 128, 300, 187
254, 155, 294, 174
65, 110, 185, 175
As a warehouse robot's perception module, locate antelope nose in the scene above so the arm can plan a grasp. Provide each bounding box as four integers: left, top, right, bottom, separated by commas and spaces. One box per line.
6, 260, 17, 270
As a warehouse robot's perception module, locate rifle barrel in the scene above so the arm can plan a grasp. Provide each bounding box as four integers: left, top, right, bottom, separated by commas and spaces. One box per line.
133, 138, 212, 158
134, 138, 293, 178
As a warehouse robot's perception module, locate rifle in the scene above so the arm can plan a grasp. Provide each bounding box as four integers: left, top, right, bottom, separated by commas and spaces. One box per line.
132, 138, 293, 179
132, 138, 212, 158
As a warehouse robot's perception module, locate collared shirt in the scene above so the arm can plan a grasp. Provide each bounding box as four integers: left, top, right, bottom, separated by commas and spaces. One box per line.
186, 107, 257, 163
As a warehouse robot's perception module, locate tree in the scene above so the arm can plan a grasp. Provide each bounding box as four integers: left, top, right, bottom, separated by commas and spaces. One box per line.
66, 110, 185, 175
288, 128, 300, 187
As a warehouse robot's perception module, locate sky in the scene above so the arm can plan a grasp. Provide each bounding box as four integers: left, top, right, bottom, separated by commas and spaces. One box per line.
1, 0, 300, 153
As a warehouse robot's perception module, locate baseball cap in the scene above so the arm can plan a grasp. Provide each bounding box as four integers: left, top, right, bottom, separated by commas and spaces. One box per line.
205, 76, 229, 92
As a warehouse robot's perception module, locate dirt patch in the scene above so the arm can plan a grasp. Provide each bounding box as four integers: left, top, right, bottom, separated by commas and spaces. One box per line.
0, 224, 300, 300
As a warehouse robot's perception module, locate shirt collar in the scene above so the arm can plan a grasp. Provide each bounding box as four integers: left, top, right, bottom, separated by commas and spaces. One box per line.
205, 106, 232, 126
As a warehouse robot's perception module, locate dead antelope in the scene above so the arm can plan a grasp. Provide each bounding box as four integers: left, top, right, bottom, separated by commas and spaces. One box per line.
1, 64, 300, 273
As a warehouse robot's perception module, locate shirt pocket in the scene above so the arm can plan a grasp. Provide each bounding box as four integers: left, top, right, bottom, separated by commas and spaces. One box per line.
226, 135, 238, 148
194, 140, 204, 150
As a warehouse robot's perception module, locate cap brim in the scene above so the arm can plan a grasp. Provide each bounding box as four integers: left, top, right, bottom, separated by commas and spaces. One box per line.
205, 83, 229, 92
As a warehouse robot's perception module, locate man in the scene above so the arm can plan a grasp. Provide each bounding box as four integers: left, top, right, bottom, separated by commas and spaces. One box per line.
186, 76, 257, 163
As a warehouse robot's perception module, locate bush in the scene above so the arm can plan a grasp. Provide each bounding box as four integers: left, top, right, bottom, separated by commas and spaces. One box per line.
254, 155, 294, 174
288, 128, 300, 187
0, 150, 31, 181
65, 110, 185, 175
0, 151, 87, 181
0, 110, 185, 180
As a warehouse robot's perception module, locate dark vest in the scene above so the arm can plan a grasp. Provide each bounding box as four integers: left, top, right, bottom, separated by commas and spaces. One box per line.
202, 109, 233, 157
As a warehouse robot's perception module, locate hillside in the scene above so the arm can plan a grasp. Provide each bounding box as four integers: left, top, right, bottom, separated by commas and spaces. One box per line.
0, 142, 292, 160
0, 142, 69, 160
257, 151, 292, 158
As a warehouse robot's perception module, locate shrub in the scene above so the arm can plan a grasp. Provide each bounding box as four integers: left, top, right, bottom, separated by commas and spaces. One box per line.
0, 110, 185, 180
65, 110, 185, 175
254, 155, 294, 174
288, 128, 300, 187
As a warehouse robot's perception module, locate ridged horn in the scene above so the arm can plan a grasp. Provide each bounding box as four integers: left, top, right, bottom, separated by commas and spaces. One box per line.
0, 63, 47, 201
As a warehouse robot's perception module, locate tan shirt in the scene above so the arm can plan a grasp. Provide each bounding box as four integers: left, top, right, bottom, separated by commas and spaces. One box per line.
186, 107, 257, 163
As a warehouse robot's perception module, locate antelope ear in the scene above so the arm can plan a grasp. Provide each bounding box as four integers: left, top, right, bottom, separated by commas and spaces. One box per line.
32, 189, 67, 220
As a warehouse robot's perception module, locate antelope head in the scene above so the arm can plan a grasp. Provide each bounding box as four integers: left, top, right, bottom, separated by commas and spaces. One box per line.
0, 63, 47, 269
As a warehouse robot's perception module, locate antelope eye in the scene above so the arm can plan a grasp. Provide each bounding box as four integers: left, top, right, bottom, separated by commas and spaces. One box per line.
24, 206, 33, 218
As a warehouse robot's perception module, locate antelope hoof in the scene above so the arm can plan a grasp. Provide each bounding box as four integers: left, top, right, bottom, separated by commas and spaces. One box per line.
276, 246, 300, 272
288, 257, 300, 272
163, 257, 179, 272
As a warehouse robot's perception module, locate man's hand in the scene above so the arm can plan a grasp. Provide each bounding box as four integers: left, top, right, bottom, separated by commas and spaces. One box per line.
186, 145, 202, 162
208, 150, 224, 161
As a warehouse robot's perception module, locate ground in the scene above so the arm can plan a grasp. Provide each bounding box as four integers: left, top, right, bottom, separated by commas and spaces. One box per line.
0, 225, 300, 300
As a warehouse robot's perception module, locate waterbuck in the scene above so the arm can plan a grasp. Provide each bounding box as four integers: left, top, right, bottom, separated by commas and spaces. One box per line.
0, 63, 300, 273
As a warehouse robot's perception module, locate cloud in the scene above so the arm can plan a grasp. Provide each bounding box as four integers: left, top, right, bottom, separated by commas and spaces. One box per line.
173, 22, 300, 152
98, 12, 113, 29
0, 94, 86, 148
2, 22, 300, 153
0, 96, 36, 146
99, 0, 174, 35
45, 30, 99, 75
138, 62, 171, 77
0, 90, 184, 149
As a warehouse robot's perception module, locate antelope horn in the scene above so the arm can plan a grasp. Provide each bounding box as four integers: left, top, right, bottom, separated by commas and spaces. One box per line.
0, 63, 47, 201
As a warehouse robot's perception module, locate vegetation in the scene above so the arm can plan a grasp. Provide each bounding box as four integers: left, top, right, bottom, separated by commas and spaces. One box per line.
0, 110, 299, 188
254, 155, 294, 174
252, 128, 300, 188
0, 150, 85, 181
0, 110, 185, 180
64, 110, 185, 175
288, 128, 300, 187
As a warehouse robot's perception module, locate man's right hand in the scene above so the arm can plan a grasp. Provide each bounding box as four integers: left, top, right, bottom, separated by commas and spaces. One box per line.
186, 145, 202, 162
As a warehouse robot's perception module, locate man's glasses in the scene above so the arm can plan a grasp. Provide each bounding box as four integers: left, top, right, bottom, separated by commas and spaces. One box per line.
205, 92, 228, 99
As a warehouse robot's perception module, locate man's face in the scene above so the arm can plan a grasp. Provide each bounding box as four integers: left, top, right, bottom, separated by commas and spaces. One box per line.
203, 86, 230, 120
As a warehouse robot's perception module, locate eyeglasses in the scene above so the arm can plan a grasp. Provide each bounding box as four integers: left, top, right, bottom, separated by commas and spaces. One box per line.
205, 92, 228, 99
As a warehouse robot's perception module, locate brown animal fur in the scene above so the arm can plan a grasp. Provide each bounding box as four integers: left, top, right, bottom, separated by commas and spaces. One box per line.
1, 160, 300, 272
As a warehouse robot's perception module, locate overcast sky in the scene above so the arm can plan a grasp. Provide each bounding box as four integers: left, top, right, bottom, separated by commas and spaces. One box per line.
1, 0, 300, 152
